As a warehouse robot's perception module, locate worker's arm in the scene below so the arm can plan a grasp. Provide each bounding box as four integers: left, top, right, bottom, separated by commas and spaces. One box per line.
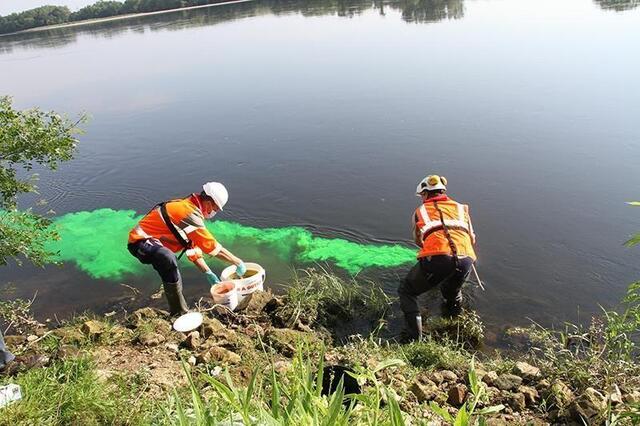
465, 205, 477, 245
213, 245, 243, 266
188, 228, 245, 276
412, 213, 422, 246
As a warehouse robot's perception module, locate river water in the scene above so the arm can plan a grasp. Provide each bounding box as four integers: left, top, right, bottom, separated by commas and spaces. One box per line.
1, 0, 639, 341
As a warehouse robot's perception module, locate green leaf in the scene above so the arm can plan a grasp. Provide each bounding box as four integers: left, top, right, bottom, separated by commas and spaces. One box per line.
476, 404, 506, 415
373, 358, 405, 373
454, 404, 470, 426
429, 401, 454, 423
386, 390, 405, 426
625, 234, 640, 247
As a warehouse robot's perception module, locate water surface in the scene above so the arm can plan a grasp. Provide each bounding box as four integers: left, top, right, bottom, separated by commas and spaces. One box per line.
1, 0, 639, 340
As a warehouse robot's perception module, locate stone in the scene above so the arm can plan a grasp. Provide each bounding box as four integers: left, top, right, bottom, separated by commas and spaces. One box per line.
183, 331, 201, 349
429, 371, 444, 385
266, 328, 318, 357
164, 343, 179, 352
518, 385, 539, 406
493, 374, 523, 391
138, 331, 165, 347
57, 344, 82, 359
624, 390, 640, 404
482, 371, 499, 387
271, 360, 292, 374
513, 361, 541, 381
440, 370, 458, 383
210, 305, 237, 325
506, 392, 526, 412
187, 355, 197, 366
549, 380, 574, 409
474, 367, 488, 381
240, 290, 273, 314
243, 323, 264, 339
410, 379, 439, 403
128, 307, 166, 328
197, 346, 241, 365
53, 327, 85, 344
3, 335, 27, 347
81, 320, 106, 339
485, 386, 501, 401
607, 384, 622, 405
110, 325, 134, 341
201, 317, 227, 339
26, 335, 38, 343
571, 387, 606, 422
148, 318, 172, 335
536, 379, 551, 391
447, 384, 468, 406
485, 417, 510, 426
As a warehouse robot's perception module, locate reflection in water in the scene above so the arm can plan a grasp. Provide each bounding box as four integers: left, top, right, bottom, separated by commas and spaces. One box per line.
0, 0, 465, 53
594, 0, 639, 11
395, 0, 463, 23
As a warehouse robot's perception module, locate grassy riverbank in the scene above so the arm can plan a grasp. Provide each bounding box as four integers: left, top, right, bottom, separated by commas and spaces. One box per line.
1, 270, 639, 425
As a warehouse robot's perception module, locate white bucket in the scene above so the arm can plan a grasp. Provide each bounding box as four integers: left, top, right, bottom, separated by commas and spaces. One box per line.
210, 281, 239, 311
221, 262, 266, 303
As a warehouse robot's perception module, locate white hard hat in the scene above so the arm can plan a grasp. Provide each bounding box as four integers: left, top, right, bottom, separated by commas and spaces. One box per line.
416, 175, 447, 196
202, 182, 229, 210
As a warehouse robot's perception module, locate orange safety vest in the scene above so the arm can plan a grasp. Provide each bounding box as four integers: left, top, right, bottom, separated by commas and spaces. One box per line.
128, 194, 220, 261
415, 196, 476, 260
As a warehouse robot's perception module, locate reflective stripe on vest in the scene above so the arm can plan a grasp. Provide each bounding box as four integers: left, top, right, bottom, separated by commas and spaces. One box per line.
418, 202, 470, 241
154, 205, 191, 245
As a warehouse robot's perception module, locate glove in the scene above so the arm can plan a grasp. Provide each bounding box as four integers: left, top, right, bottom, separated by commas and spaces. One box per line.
236, 261, 247, 278
205, 271, 220, 286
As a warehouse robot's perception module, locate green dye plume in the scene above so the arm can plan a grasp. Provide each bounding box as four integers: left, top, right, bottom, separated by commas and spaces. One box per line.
46, 208, 416, 280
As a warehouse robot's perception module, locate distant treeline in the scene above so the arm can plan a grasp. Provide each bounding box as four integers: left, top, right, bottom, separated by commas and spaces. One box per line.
0, 0, 228, 34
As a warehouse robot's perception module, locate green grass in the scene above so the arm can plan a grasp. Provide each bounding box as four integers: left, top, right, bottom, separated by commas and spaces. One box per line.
423, 309, 486, 349
280, 267, 393, 328
165, 346, 409, 425
0, 357, 156, 425
399, 337, 470, 372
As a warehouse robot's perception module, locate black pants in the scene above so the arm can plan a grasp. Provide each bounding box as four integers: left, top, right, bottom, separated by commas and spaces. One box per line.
398, 255, 473, 339
128, 239, 180, 283
0, 329, 15, 369
128, 239, 187, 315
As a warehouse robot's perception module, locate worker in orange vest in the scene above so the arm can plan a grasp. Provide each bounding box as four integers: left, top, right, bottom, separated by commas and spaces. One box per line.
127, 182, 246, 316
398, 175, 477, 341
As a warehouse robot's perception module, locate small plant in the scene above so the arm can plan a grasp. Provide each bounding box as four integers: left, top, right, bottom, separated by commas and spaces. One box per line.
281, 267, 393, 328
166, 346, 409, 425
0, 357, 155, 424
429, 357, 505, 425
400, 337, 470, 371
423, 309, 485, 348
0, 295, 42, 334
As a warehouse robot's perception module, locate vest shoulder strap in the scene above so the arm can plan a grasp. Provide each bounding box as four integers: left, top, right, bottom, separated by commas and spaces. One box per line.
157, 201, 191, 253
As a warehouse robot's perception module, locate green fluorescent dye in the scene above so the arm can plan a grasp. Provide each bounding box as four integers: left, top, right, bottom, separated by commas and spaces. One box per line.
46, 208, 416, 280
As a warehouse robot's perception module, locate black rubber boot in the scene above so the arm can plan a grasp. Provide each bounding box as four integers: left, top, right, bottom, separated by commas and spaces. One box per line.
163, 280, 188, 316
399, 312, 421, 343
442, 298, 463, 318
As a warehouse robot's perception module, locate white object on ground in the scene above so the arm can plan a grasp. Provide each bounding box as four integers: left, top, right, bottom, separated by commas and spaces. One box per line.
210, 281, 239, 311
172, 312, 204, 333
0, 384, 22, 408
220, 262, 266, 303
